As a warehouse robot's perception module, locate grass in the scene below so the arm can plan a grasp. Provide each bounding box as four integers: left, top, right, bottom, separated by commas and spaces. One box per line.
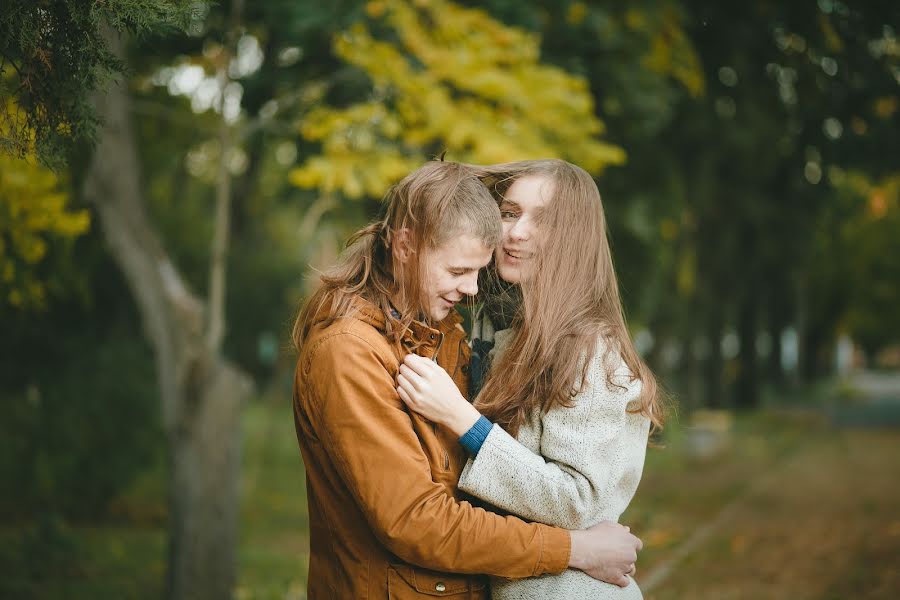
3, 389, 899, 599
237, 397, 309, 600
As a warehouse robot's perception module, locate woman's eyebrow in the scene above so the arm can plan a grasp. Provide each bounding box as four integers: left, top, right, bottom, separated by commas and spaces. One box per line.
500, 200, 521, 209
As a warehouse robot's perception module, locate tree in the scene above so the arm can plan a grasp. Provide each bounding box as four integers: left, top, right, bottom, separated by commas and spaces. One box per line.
3, 3, 252, 599
614, 0, 900, 407
84, 25, 253, 600
0, 0, 198, 166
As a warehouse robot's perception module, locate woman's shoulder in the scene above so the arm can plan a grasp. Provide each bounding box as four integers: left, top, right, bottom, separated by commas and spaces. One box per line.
580, 332, 641, 397
584, 330, 626, 369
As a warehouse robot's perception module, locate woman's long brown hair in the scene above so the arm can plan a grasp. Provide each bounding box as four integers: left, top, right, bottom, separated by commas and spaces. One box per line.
469, 159, 665, 436
292, 160, 501, 350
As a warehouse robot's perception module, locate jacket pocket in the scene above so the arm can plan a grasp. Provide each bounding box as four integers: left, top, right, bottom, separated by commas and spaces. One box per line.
387, 564, 486, 598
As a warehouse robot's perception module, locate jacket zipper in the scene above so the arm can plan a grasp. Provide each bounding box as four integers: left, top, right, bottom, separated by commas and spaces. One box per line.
429, 331, 451, 471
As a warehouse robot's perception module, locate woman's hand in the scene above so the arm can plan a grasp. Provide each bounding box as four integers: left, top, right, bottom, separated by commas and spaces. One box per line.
396, 354, 481, 436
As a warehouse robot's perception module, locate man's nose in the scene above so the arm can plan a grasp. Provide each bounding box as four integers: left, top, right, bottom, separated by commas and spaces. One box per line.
459, 273, 478, 296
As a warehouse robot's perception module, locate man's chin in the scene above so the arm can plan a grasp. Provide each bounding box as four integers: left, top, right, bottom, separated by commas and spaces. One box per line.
430, 305, 452, 321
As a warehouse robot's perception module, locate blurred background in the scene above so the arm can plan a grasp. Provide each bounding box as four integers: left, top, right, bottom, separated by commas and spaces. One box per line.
1, 1, 899, 598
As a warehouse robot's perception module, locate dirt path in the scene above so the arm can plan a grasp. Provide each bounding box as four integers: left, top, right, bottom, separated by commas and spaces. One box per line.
639, 428, 900, 599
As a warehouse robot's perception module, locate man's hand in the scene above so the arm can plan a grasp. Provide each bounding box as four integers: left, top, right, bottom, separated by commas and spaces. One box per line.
568, 521, 642, 587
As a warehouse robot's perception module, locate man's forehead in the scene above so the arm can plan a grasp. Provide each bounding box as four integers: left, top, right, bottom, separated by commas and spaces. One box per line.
436, 236, 493, 267
447, 252, 492, 270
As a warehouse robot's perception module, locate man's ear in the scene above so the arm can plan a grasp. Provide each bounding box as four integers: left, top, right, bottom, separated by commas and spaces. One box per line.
392, 228, 415, 263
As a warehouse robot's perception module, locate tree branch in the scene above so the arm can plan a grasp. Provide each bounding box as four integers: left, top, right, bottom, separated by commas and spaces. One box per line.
206, 0, 245, 354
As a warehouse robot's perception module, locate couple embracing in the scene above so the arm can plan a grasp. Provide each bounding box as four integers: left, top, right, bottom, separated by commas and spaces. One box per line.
292, 159, 664, 599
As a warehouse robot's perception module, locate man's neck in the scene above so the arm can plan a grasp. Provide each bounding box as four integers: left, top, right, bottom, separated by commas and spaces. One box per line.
387, 294, 406, 320
388, 294, 431, 324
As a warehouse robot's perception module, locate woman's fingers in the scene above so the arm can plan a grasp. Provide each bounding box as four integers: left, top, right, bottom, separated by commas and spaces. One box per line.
403, 353, 436, 376
398, 363, 425, 392
397, 374, 426, 410
397, 373, 411, 394
396, 379, 414, 406
398, 373, 435, 419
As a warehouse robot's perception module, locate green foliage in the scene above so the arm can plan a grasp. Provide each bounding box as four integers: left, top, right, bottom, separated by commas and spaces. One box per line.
0, 333, 160, 519
0, 234, 162, 519
0, 119, 90, 311
0, 0, 201, 166
819, 171, 900, 354
0, 517, 167, 599
474, 1, 705, 138
595, 0, 900, 394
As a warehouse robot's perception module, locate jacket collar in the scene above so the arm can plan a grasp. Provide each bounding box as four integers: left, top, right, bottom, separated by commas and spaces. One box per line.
348, 296, 463, 359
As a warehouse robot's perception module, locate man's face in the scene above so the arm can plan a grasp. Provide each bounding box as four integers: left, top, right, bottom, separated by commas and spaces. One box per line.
421, 234, 494, 321
495, 175, 553, 284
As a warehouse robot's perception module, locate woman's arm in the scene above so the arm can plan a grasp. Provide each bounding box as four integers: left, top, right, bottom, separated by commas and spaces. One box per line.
397, 339, 650, 531
459, 343, 650, 530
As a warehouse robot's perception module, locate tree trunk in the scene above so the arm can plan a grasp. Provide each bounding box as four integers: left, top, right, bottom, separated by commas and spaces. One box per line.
766, 284, 789, 387
704, 306, 725, 408
735, 219, 760, 410
795, 274, 812, 384
83, 28, 251, 600
736, 289, 759, 409
168, 358, 246, 600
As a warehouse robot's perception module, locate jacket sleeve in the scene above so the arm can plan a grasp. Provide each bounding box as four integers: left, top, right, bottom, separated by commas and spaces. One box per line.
304, 331, 570, 578
458, 338, 651, 530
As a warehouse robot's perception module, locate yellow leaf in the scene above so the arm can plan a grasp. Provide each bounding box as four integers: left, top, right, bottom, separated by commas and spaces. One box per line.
566, 3, 589, 26
292, 0, 628, 199
0, 102, 90, 311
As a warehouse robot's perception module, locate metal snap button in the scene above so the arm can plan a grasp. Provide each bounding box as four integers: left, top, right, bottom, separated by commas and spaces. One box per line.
435, 582, 446, 592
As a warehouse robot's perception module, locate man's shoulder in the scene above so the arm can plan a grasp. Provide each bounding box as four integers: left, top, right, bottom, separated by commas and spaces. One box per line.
302, 317, 395, 365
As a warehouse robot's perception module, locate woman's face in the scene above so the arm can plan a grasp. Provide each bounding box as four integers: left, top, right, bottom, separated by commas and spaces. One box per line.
495, 175, 553, 284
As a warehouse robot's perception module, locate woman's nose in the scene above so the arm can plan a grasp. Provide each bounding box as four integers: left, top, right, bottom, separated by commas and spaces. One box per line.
508, 217, 531, 241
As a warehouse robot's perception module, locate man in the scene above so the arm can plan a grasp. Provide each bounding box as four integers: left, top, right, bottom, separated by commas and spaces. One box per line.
292, 161, 641, 598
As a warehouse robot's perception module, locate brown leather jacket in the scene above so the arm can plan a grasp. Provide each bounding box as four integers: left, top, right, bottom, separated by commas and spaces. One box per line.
293, 297, 570, 599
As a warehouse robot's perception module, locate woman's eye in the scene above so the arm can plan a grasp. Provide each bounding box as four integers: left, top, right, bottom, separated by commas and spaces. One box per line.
501, 211, 518, 219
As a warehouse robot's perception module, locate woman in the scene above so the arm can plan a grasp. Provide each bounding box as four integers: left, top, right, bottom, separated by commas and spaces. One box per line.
396, 159, 664, 599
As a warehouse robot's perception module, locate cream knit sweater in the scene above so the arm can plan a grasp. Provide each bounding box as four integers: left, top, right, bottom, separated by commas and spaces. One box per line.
458, 329, 650, 599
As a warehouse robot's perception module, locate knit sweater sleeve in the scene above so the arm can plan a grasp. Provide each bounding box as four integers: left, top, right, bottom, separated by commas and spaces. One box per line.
457, 337, 651, 530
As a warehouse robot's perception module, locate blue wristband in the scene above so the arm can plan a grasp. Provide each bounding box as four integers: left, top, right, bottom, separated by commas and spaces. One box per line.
459, 415, 493, 456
